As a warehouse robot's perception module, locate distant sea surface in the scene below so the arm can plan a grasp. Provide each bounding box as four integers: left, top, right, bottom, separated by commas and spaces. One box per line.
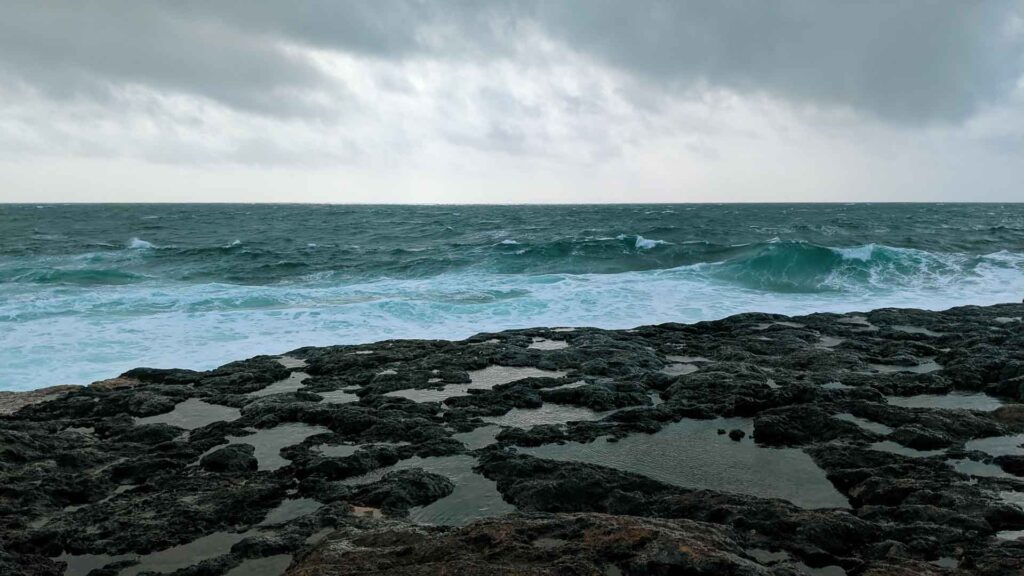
2, 203, 1023, 390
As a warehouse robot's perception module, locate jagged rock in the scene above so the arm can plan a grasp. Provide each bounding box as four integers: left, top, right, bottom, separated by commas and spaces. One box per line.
200, 444, 258, 473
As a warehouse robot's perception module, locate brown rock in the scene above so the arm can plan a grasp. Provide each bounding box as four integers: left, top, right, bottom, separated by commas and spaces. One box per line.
0, 385, 80, 416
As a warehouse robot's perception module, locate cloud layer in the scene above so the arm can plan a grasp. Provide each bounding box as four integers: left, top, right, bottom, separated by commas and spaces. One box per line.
1, 0, 1023, 201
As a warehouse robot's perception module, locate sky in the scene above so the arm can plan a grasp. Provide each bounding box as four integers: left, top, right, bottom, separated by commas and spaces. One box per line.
1, 0, 1023, 203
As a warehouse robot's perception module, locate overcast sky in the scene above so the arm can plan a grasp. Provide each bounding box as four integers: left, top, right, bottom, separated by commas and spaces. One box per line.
1, 0, 1023, 203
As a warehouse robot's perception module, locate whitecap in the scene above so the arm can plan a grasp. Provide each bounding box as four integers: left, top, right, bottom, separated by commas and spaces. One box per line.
634, 235, 668, 250
500, 239, 519, 245
834, 244, 876, 261
127, 238, 155, 250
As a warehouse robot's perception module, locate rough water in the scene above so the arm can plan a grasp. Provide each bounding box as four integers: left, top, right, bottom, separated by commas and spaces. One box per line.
2, 203, 1023, 389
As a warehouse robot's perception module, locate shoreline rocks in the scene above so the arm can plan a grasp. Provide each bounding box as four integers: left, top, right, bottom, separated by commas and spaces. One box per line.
2, 303, 1024, 575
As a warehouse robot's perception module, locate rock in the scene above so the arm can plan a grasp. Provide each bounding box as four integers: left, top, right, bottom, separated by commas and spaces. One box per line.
994, 455, 1024, 477
200, 444, 258, 473
992, 404, 1024, 426
287, 513, 769, 576
0, 385, 80, 416
728, 429, 745, 441
3, 303, 1024, 576
889, 424, 954, 450
350, 469, 454, 513
753, 404, 876, 446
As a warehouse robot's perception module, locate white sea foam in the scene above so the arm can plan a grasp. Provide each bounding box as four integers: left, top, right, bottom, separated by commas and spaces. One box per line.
634, 235, 669, 250
834, 244, 876, 261
127, 238, 155, 250
2, 250, 1023, 390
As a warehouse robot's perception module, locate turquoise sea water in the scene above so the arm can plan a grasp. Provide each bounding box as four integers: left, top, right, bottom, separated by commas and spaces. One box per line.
2, 203, 1023, 390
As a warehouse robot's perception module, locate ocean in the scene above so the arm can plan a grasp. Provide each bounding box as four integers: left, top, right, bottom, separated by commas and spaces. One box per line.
2, 203, 1022, 390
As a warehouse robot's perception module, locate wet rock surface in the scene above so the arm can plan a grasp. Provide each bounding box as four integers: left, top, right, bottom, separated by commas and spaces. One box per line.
1, 303, 1022, 575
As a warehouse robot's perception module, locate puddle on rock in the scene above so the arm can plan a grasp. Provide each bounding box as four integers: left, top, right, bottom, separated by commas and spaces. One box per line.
754, 321, 805, 330
343, 455, 514, 526
995, 317, 1022, 324
930, 557, 959, 569
528, 338, 569, 350
314, 444, 361, 458
221, 423, 331, 471
57, 552, 137, 576
821, 381, 853, 390
387, 366, 566, 402
276, 356, 307, 369
118, 530, 257, 576
870, 441, 946, 458
648, 391, 664, 406
660, 363, 699, 376
314, 441, 406, 458
223, 555, 292, 576
258, 498, 322, 526
948, 458, 1017, 480
135, 398, 240, 431
795, 563, 846, 576
816, 336, 844, 348
965, 433, 1024, 457
469, 366, 567, 387
869, 359, 942, 374
749, 545, 786, 561
1000, 491, 1024, 511
891, 325, 944, 337
833, 412, 893, 436
996, 530, 1024, 540
837, 316, 876, 330
248, 372, 309, 397
545, 380, 588, 391
747, 548, 790, 564
519, 418, 849, 509
483, 404, 611, 428
452, 425, 502, 450
886, 392, 1003, 411
317, 389, 360, 404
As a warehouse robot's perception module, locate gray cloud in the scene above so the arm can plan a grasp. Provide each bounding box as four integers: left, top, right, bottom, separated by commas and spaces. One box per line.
529, 0, 1024, 123
0, 0, 328, 116
2, 1, 1020, 124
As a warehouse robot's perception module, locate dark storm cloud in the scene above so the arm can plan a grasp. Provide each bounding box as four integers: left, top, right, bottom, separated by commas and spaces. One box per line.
1, 0, 1021, 123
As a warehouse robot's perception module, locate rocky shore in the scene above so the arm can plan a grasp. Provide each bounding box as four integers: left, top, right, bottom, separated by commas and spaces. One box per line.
2, 303, 1024, 575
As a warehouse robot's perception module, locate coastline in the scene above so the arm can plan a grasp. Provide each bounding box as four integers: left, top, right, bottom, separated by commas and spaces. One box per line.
3, 302, 1024, 575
